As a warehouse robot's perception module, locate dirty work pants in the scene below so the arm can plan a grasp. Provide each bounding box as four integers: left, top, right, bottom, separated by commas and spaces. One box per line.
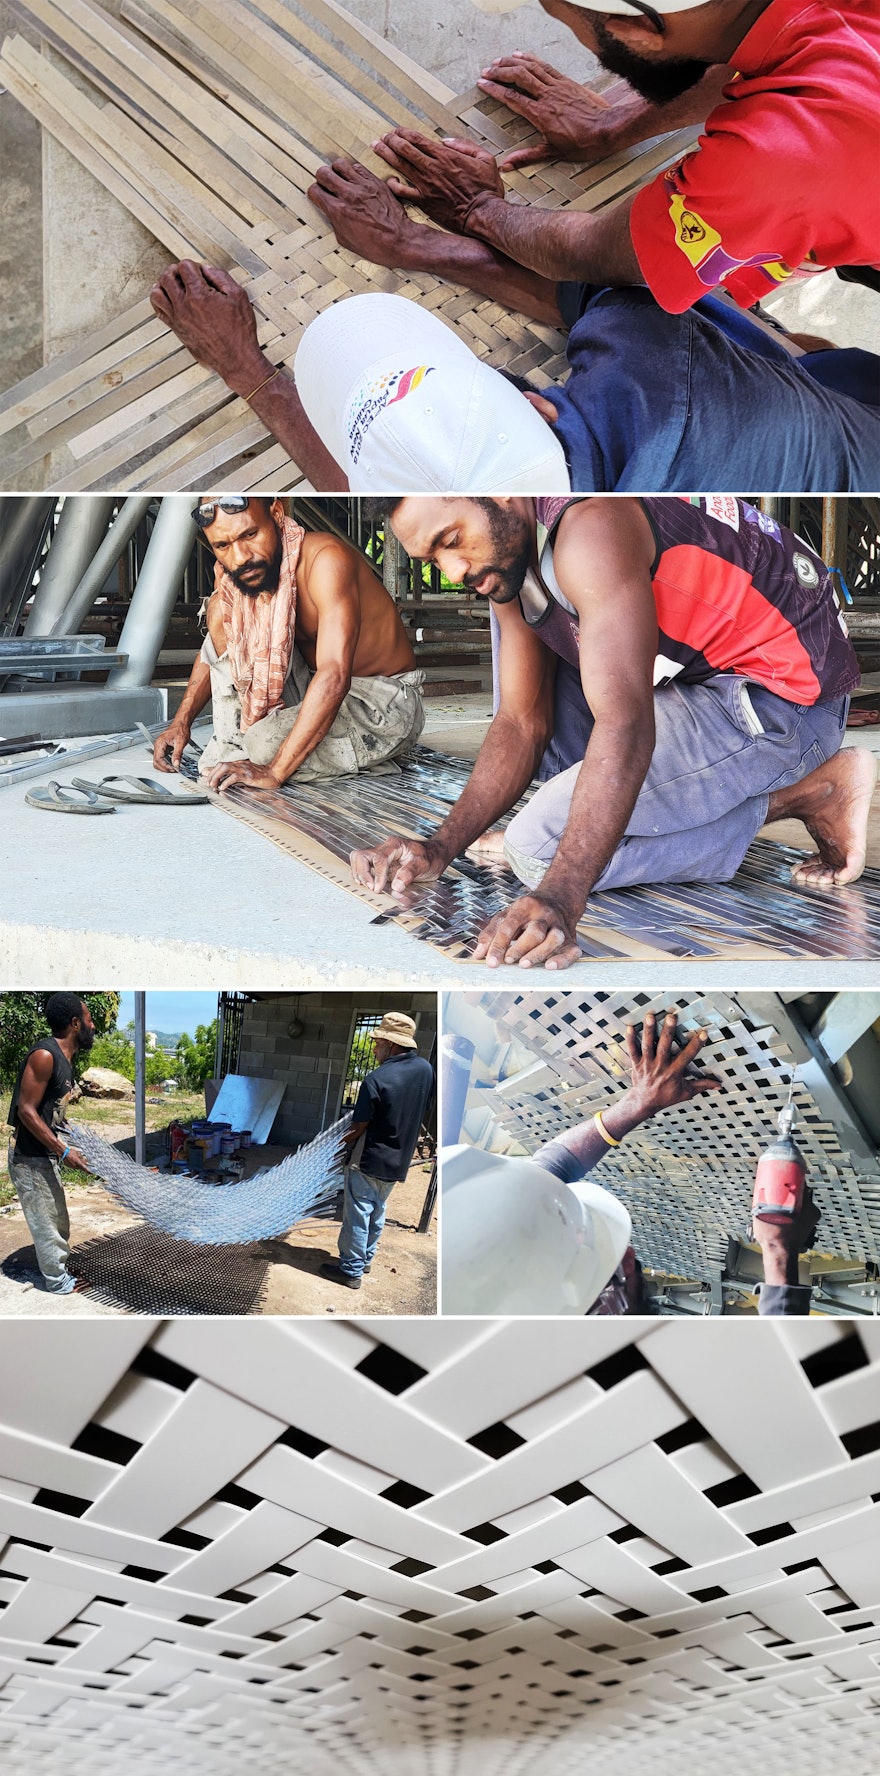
338, 1166, 396, 1279
8, 1145, 75, 1293
198, 639, 424, 779
501, 665, 848, 891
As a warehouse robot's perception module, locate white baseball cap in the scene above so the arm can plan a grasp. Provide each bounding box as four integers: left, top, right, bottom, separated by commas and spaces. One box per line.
295, 293, 570, 493
441, 1144, 632, 1315
473, 0, 709, 12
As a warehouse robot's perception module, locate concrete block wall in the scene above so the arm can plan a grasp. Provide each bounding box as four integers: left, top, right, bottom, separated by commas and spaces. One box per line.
237, 993, 437, 1149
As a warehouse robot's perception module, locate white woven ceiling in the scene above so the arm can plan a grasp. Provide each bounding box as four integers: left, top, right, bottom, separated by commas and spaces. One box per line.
1, 1318, 879, 1776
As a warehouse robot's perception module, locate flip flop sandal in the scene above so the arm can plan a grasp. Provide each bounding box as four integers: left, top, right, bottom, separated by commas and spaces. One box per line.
69, 774, 209, 805
25, 780, 116, 815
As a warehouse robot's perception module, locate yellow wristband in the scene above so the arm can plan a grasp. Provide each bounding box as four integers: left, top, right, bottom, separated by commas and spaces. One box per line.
593, 1110, 620, 1148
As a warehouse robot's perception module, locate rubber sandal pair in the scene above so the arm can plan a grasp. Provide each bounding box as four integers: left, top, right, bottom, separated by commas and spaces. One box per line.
26, 775, 208, 814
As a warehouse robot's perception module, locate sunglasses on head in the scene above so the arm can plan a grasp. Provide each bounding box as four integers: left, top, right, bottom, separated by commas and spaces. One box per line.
192, 495, 250, 529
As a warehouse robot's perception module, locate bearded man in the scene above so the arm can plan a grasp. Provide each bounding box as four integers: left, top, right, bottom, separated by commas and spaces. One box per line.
153, 496, 423, 792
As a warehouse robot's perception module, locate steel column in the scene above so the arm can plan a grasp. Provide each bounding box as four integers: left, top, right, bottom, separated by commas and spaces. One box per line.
134, 992, 147, 1167
23, 498, 117, 636
109, 498, 197, 689
52, 497, 153, 635
0, 497, 57, 633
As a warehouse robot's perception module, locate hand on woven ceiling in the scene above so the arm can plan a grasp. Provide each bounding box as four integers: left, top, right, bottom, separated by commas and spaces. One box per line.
350, 836, 448, 896
150, 261, 263, 391
371, 129, 505, 234
203, 759, 281, 793
472, 893, 583, 970
477, 55, 622, 171
309, 158, 418, 266
620, 1014, 723, 1125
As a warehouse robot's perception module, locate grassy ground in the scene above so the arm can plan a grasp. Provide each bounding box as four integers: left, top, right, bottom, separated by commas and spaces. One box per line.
0, 1088, 205, 1205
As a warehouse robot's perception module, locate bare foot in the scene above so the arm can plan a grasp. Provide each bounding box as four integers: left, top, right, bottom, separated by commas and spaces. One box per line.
466, 828, 507, 860
72, 1278, 92, 1293
847, 707, 880, 728
766, 748, 878, 886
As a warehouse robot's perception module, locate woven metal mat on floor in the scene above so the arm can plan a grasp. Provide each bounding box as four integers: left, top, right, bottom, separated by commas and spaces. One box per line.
70, 1116, 350, 1244
3, 1318, 880, 1776
204, 746, 880, 963
68, 1224, 270, 1314
0, 0, 696, 490
473, 991, 880, 1279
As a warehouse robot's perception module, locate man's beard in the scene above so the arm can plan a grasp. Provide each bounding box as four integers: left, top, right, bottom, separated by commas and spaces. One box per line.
593, 21, 711, 104
462, 499, 533, 605
227, 536, 284, 595
75, 1027, 95, 1053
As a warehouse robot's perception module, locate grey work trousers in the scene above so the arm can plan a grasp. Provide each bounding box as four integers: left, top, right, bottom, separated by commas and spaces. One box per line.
8, 1144, 75, 1292
502, 668, 848, 892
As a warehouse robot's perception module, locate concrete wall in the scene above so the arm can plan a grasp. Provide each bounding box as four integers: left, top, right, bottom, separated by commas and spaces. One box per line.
238, 991, 437, 1147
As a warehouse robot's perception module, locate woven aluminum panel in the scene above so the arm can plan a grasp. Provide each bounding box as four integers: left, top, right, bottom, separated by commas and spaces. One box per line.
204, 748, 880, 963
69, 1116, 349, 1245
0, 1318, 879, 1776
467, 993, 880, 1282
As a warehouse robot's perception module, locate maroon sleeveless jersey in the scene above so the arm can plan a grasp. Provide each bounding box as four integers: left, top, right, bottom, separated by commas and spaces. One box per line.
531, 496, 859, 706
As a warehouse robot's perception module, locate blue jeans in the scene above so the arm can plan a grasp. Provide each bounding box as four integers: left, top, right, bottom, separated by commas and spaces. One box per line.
338, 1166, 396, 1278
8, 1145, 76, 1292
502, 672, 848, 891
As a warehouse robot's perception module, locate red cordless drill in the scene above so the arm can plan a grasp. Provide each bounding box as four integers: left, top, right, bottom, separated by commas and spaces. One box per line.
752, 1082, 807, 1226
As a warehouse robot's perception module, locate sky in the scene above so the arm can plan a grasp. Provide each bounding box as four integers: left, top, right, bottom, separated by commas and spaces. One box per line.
116, 992, 219, 1036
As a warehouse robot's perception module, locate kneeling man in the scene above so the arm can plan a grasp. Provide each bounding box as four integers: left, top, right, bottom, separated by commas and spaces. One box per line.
351, 496, 877, 968
154, 496, 423, 791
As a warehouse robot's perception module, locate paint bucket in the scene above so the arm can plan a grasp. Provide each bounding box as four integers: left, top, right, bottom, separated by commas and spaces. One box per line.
171, 1158, 189, 1174
221, 1134, 237, 1155
239, 1130, 252, 1149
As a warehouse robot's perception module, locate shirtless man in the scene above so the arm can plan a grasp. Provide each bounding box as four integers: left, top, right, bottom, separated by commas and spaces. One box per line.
351, 496, 877, 969
153, 496, 423, 792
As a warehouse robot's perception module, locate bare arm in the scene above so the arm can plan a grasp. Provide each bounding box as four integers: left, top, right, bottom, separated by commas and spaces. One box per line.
16, 1053, 90, 1171
154, 653, 212, 771
475, 499, 659, 969
149, 261, 348, 490
466, 190, 641, 288
350, 605, 555, 893
535, 1016, 722, 1174
309, 159, 563, 325
207, 541, 364, 791
372, 131, 642, 286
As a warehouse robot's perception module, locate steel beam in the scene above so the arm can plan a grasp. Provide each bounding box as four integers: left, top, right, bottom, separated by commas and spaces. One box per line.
109, 498, 197, 689
52, 496, 153, 636
23, 498, 117, 636
0, 497, 56, 634
0, 685, 166, 741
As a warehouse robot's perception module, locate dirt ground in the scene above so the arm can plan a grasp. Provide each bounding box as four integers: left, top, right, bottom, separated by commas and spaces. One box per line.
0, 1106, 437, 1316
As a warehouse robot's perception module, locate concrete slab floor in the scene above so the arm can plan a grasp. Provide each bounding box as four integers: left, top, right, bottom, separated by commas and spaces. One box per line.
0, 714, 878, 991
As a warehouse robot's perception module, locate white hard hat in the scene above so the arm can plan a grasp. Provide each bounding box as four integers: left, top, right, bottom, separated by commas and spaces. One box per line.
474, 0, 710, 12
295, 293, 570, 494
441, 1145, 632, 1315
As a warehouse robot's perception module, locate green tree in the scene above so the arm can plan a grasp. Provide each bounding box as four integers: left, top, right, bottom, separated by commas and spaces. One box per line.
0, 992, 120, 1088
175, 1020, 217, 1090
89, 1022, 172, 1087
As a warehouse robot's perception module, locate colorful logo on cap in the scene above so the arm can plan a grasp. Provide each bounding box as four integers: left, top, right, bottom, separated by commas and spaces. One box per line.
347, 364, 434, 464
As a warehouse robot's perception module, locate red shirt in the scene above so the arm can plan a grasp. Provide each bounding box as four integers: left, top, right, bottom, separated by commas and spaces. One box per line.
630, 0, 880, 311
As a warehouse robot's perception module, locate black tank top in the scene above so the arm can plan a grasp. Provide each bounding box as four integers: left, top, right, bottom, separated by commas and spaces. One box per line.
9, 1038, 74, 1159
